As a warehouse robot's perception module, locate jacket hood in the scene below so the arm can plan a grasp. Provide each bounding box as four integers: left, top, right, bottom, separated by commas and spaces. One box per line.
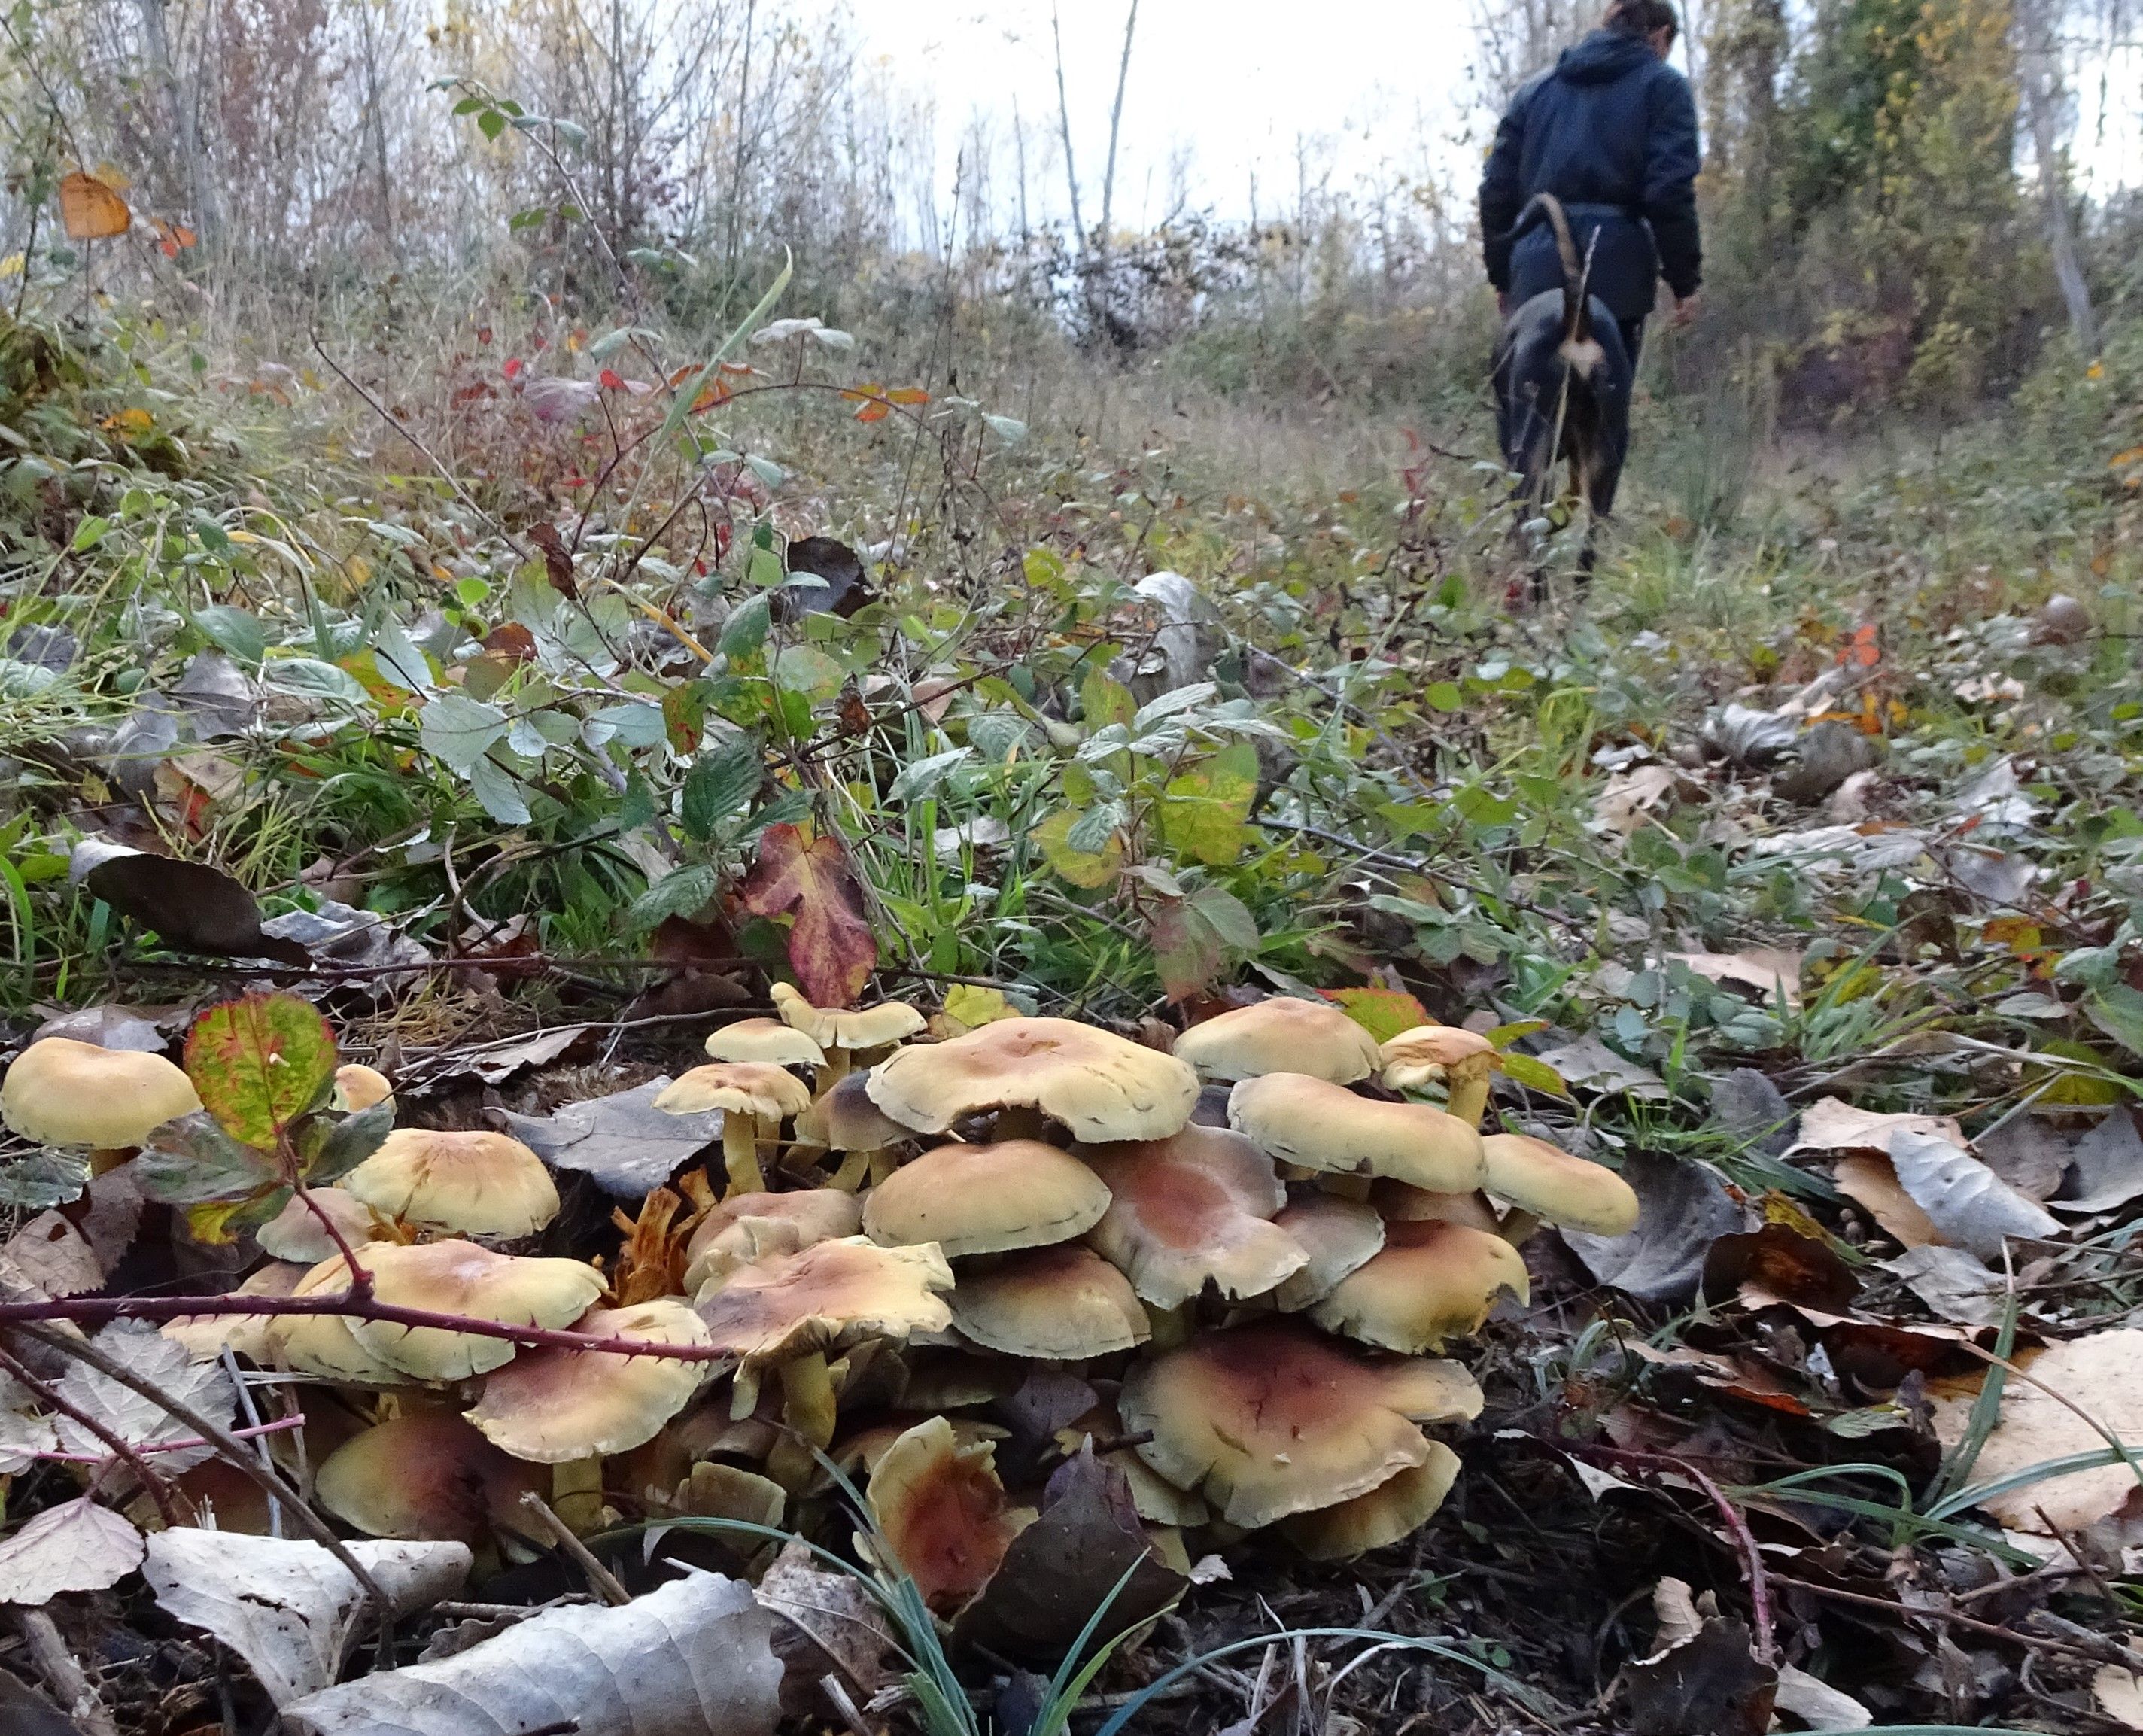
1556, 29, 1657, 84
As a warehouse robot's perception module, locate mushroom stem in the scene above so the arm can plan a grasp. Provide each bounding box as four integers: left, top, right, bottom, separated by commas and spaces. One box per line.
1321, 1173, 1372, 1202
1498, 1207, 1543, 1247
1446, 1058, 1494, 1128
816, 1046, 853, 1096
768, 1351, 837, 1490
867, 1149, 898, 1187
1146, 1303, 1192, 1349
720, 1115, 768, 1196
828, 1149, 872, 1193
88, 1148, 131, 1178
991, 1106, 1049, 1142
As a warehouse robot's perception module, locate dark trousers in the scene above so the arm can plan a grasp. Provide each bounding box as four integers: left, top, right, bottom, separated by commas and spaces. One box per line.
1618, 316, 1646, 372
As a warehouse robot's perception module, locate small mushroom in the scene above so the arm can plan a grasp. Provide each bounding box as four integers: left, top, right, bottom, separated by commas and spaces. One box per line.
866, 1017, 1198, 1145
1310, 1219, 1530, 1354
469, 1298, 713, 1461
0, 1036, 201, 1163
315, 1409, 544, 1544
948, 1244, 1151, 1361
1279, 1442, 1461, 1560
665, 1461, 788, 1531
1172, 998, 1382, 1085
1080, 1123, 1306, 1307
794, 1069, 913, 1190
261, 1256, 414, 1384
332, 1063, 396, 1114
702, 1017, 827, 1071
340, 1240, 609, 1381
862, 1415, 1033, 1614
682, 1187, 862, 1291
256, 1187, 391, 1264
863, 1140, 1111, 1258
342, 1128, 559, 1239
836, 1414, 1009, 1478
1369, 1179, 1503, 1233
1480, 1133, 1640, 1239
1119, 1320, 1481, 1528
1228, 1073, 1485, 1192
655, 1063, 813, 1195
1379, 1025, 1501, 1125
1269, 1194, 1387, 1311
771, 982, 926, 1087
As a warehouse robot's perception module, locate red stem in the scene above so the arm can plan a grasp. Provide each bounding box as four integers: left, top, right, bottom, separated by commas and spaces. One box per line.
39, 1412, 305, 1464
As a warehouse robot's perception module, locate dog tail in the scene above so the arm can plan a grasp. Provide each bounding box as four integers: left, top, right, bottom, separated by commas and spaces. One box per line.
1515, 192, 1589, 342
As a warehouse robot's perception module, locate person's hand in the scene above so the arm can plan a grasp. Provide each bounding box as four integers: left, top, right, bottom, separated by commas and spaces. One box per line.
1670, 291, 1703, 328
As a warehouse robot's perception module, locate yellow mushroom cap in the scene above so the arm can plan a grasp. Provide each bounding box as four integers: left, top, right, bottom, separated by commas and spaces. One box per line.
835, 1414, 1010, 1479
332, 1063, 395, 1113
469, 1299, 713, 1462
1080, 1123, 1306, 1307
1119, 1320, 1482, 1528
1378, 1024, 1498, 1093
342, 1128, 559, 1239
864, 1416, 1033, 1614
1480, 1133, 1641, 1236
163, 1260, 309, 1364
1269, 1193, 1387, 1311
703, 1018, 826, 1069
0, 1038, 200, 1148
863, 1140, 1111, 1258
948, 1243, 1151, 1361
1280, 1440, 1461, 1560
1055, 1400, 1210, 1526
772, 982, 927, 1051
866, 1017, 1198, 1144
1172, 999, 1382, 1085
315, 1410, 543, 1544
1228, 1073, 1485, 1191
682, 1187, 863, 1291
255, 1187, 389, 1264
695, 1235, 954, 1367
654, 1062, 813, 1123
795, 1069, 912, 1151
342, 1240, 607, 1380
1310, 1218, 1530, 1354
666, 1461, 788, 1528
260, 1255, 413, 1384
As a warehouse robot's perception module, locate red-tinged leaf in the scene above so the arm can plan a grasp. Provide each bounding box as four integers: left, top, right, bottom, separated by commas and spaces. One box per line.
886, 387, 930, 406
1150, 899, 1223, 1004
503, 356, 524, 379
476, 325, 493, 344
853, 401, 891, 423
184, 993, 338, 1152
599, 368, 625, 391
841, 382, 886, 402
740, 824, 877, 1008
1322, 985, 1431, 1044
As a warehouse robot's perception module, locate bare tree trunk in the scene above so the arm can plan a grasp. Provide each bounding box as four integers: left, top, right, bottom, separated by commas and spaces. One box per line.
1050, 5, 1086, 248
133, 0, 211, 242
2017, 0, 2098, 354
354, 0, 396, 254
1012, 100, 1029, 237
1096, 0, 1138, 245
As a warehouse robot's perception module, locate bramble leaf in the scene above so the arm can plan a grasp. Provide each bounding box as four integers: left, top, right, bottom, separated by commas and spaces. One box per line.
740, 823, 877, 1007
184, 994, 338, 1151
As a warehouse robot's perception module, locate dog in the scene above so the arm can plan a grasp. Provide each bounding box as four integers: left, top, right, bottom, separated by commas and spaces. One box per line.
1491, 193, 1634, 589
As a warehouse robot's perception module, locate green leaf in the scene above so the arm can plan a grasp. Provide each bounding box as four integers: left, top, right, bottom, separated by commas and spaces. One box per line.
1080, 671, 1138, 731
1500, 1053, 1570, 1096
2085, 985, 2143, 1059
0, 1151, 88, 1209
184, 993, 339, 1151
419, 691, 509, 771
1186, 884, 1260, 951
1036, 810, 1123, 889
1425, 681, 1464, 712
132, 1111, 279, 1205
682, 734, 764, 840
71, 515, 111, 552
1156, 741, 1260, 866
468, 756, 533, 825
774, 643, 844, 701
1324, 986, 1430, 1044
628, 863, 719, 932
477, 107, 506, 140
886, 746, 972, 804
192, 604, 268, 666
719, 594, 771, 663
1068, 800, 1129, 854
663, 680, 710, 752
307, 1099, 396, 1183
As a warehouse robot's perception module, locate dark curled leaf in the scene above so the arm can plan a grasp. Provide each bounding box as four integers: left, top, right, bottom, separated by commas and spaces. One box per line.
1625, 1616, 1776, 1736
306, 1099, 397, 1183
131, 1112, 280, 1205
0, 1150, 90, 1210
85, 852, 312, 967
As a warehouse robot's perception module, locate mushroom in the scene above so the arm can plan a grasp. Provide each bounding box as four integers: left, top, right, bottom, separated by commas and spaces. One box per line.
163, 1260, 310, 1363
948, 1244, 1151, 1361
339, 1240, 608, 1381
256, 1187, 391, 1264
0, 1036, 201, 1166
681, 1187, 862, 1291
342, 1128, 559, 1239
1079, 1123, 1306, 1308
1309, 1219, 1530, 1354
862, 1415, 1033, 1614
866, 1017, 1199, 1145
862, 1140, 1111, 1259
1369, 1179, 1504, 1233
794, 1069, 913, 1190
702, 1017, 827, 1071
260, 1256, 415, 1384
1228, 1073, 1485, 1193
1172, 998, 1382, 1085
836, 1414, 1010, 1478
655, 1063, 813, 1195
469, 1298, 713, 1461
1379, 1025, 1501, 1124
315, 1409, 544, 1544
771, 982, 926, 1087
1480, 1133, 1641, 1239
333, 1063, 396, 1114
1268, 1194, 1387, 1312
1279, 1442, 1461, 1560
1119, 1320, 1481, 1528
696, 1235, 954, 1489
666, 1460, 789, 1530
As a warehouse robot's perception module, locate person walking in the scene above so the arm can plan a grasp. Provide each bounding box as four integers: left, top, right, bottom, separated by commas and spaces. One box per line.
1479, 0, 1703, 372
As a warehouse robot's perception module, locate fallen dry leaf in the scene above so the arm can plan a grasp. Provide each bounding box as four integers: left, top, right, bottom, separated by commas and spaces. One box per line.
494, 1078, 724, 1199
1625, 1577, 1775, 1736
2058, 1106, 2143, 1215
1790, 1097, 1967, 1156
1886, 1129, 2061, 1261
0, 1211, 104, 1299
740, 823, 877, 1008
1834, 1151, 1944, 1248
1561, 1152, 1747, 1303
0, 1497, 144, 1604
2095, 1644, 2143, 1731
1664, 948, 1804, 1011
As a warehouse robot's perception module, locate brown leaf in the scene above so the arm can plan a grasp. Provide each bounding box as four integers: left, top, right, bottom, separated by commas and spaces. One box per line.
1790, 1097, 1966, 1156
525, 522, 578, 598
756, 1539, 895, 1716
1704, 1224, 1859, 1314
1625, 1579, 1776, 1736
59, 171, 130, 239
740, 825, 877, 1008
1835, 1151, 1944, 1248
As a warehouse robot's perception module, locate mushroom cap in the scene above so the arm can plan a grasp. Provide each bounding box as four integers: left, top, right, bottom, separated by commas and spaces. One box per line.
256, 1187, 389, 1264
342, 1128, 559, 1239
866, 1017, 1198, 1145
863, 1140, 1111, 1258
864, 1416, 1033, 1613
1079, 1123, 1306, 1307
469, 1299, 713, 1462
0, 1038, 200, 1148
668, 1461, 787, 1528
1120, 1320, 1481, 1528
794, 1069, 910, 1152
898, 1349, 1023, 1412
163, 1260, 309, 1364
1172, 999, 1382, 1085
261, 1256, 413, 1384
1378, 1024, 1497, 1088
1369, 1180, 1503, 1233
1309, 1219, 1530, 1354
772, 982, 926, 1051
333, 1063, 395, 1113
1228, 1073, 1485, 1191
1481, 1133, 1640, 1236
342, 1241, 608, 1380
948, 1244, 1151, 1361
1269, 1194, 1387, 1311
1280, 1440, 1461, 1560
654, 1062, 813, 1123
315, 1409, 543, 1543
836, 1414, 1010, 1477
682, 1187, 863, 1291
1056, 1400, 1210, 1526
704, 1018, 826, 1069
695, 1235, 954, 1367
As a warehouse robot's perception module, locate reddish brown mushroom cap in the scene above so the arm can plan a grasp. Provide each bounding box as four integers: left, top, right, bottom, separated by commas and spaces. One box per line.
1080, 1123, 1306, 1307
863, 1416, 1033, 1613
315, 1409, 543, 1544
695, 1236, 954, 1368
1310, 1218, 1530, 1354
1280, 1440, 1461, 1559
947, 1243, 1151, 1361
1228, 1073, 1485, 1191
1369, 1180, 1503, 1233
1119, 1320, 1481, 1528
342, 1128, 560, 1239
866, 1017, 1198, 1144
682, 1187, 863, 1291
1480, 1133, 1640, 1235
795, 1069, 911, 1151
863, 1140, 1111, 1258
469, 1299, 713, 1462
1172, 999, 1382, 1085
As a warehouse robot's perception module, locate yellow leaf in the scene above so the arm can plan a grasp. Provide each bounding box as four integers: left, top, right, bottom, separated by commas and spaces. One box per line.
0, 254, 23, 278
942, 984, 1011, 1032
59, 171, 130, 240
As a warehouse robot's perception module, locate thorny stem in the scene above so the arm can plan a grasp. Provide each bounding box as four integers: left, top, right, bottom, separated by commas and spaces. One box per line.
38, 1412, 305, 1464
0, 1342, 181, 1527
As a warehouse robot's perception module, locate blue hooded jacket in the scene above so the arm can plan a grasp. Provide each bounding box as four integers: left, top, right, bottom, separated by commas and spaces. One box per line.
1479, 29, 1702, 322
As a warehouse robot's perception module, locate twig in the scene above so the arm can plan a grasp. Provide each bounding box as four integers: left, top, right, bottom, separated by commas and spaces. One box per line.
37, 1411, 304, 1465
0, 1342, 181, 1526
1770, 1573, 2127, 1667
10, 1607, 119, 1736
820, 1673, 877, 1736
518, 1491, 631, 1607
